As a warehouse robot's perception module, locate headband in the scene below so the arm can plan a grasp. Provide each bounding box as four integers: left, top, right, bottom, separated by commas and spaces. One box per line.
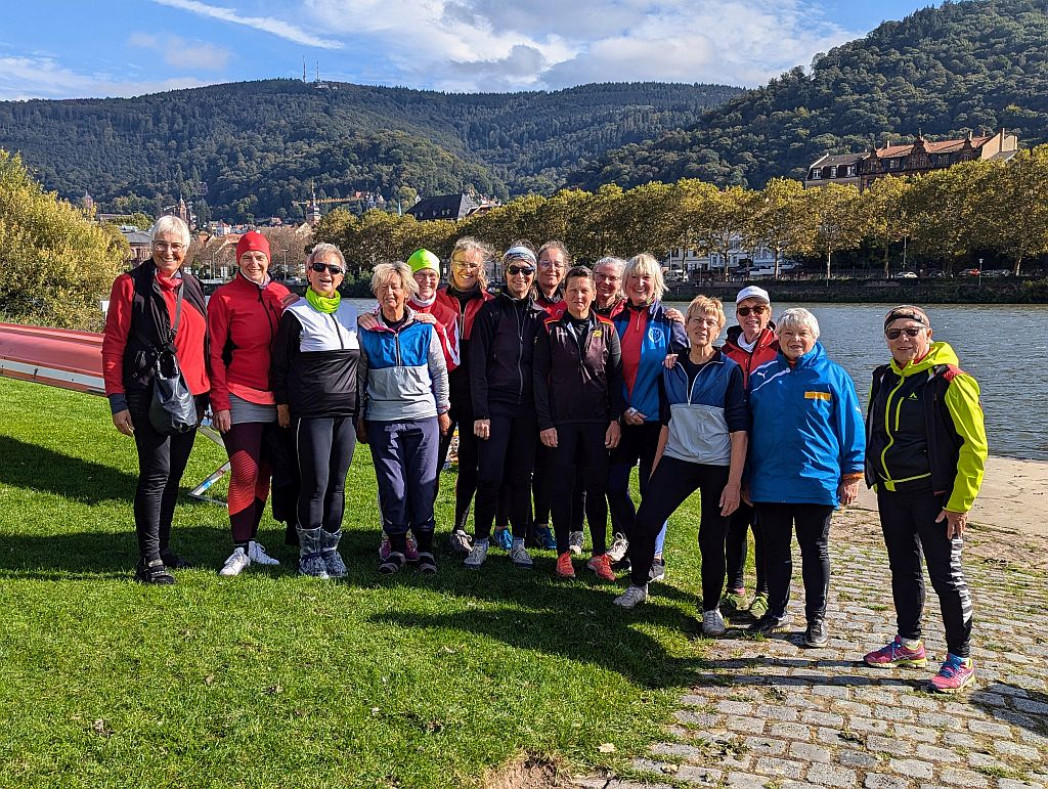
503, 246, 537, 264
883, 305, 929, 331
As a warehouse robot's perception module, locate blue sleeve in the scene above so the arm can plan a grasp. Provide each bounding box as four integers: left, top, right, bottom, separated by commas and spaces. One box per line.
668, 317, 688, 355
834, 366, 866, 475
724, 365, 750, 434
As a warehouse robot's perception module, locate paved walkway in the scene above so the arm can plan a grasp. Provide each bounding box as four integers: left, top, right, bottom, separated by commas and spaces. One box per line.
579, 514, 1048, 789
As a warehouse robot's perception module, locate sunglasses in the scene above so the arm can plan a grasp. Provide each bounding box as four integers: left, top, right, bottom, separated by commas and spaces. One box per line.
506, 264, 535, 276
310, 262, 344, 275
886, 327, 923, 340
736, 305, 768, 317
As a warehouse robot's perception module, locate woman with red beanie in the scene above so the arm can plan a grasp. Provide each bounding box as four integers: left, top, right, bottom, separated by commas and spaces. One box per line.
208, 230, 291, 576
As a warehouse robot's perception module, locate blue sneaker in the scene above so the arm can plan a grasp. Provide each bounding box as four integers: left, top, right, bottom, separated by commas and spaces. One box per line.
533, 524, 557, 550
493, 528, 514, 551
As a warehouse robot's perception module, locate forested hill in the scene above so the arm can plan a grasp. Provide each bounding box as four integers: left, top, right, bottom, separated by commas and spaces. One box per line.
0, 80, 739, 221
567, 0, 1048, 191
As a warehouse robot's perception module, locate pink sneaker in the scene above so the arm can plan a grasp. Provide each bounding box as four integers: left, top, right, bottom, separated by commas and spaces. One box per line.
864, 636, 928, 668
930, 654, 975, 693
378, 533, 420, 562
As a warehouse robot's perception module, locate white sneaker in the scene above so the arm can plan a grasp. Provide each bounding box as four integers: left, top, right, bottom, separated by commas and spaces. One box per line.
447, 529, 472, 555
613, 584, 649, 608
568, 531, 584, 556
247, 541, 280, 566
510, 541, 534, 568
607, 533, 629, 563
702, 609, 727, 637
219, 547, 251, 577
464, 539, 489, 568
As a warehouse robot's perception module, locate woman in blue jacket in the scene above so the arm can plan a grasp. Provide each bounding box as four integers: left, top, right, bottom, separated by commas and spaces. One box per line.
746, 308, 865, 647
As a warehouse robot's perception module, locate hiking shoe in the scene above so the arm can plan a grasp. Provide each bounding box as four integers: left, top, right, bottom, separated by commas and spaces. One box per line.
533, 524, 557, 551
493, 527, 513, 551
586, 553, 616, 582
607, 533, 629, 562
247, 541, 279, 566
510, 542, 534, 568
417, 552, 437, 574
614, 584, 649, 608
568, 530, 584, 555
379, 551, 406, 575
464, 539, 489, 569
555, 551, 575, 579
864, 636, 928, 668
721, 587, 748, 615
135, 558, 175, 585
748, 592, 769, 620
702, 609, 727, 637
447, 529, 473, 555
219, 547, 251, 577
750, 613, 791, 635
930, 654, 975, 694
648, 557, 666, 583
405, 533, 420, 563
803, 618, 829, 648
159, 551, 192, 569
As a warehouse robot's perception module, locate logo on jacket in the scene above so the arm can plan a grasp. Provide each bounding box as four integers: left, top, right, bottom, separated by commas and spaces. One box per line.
647, 327, 664, 345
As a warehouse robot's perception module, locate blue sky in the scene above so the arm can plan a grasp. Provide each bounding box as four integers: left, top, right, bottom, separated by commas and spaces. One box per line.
0, 0, 938, 100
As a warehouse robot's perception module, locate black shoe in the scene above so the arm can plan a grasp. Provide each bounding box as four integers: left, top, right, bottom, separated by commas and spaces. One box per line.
749, 612, 791, 635
379, 551, 406, 575
612, 557, 632, 572
160, 551, 192, 569
803, 618, 828, 648
135, 559, 176, 585
417, 552, 437, 574
648, 558, 666, 583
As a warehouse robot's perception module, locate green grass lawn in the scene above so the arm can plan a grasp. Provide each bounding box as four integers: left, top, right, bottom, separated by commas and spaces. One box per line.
0, 377, 718, 788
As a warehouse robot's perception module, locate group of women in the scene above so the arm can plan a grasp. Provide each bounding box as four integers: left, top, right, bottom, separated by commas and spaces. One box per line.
102, 215, 988, 694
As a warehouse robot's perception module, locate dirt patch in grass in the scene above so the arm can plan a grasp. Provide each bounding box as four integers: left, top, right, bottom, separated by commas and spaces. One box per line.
484, 755, 565, 789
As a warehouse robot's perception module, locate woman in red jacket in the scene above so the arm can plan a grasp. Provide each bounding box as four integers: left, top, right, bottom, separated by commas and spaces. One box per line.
207, 231, 291, 576
101, 216, 209, 584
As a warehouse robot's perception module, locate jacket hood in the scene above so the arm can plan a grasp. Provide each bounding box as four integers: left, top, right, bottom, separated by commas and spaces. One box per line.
890, 341, 959, 377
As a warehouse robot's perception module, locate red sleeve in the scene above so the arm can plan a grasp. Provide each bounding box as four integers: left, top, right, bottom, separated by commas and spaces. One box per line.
207, 291, 232, 412
101, 275, 134, 396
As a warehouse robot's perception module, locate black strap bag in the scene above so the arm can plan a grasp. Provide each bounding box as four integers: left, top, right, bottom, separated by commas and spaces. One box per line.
144, 287, 198, 435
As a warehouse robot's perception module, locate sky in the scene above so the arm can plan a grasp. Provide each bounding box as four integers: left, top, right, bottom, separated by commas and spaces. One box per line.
0, 0, 940, 101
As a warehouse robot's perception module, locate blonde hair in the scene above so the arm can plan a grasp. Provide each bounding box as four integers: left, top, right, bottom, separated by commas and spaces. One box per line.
371, 261, 418, 298
450, 236, 492, 292
686, 295, 726, 331
623, 253, 666, 303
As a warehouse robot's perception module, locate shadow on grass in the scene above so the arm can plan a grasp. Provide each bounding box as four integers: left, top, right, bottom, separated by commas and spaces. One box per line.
0, 434, 138, 504
971, 683, 1048, 735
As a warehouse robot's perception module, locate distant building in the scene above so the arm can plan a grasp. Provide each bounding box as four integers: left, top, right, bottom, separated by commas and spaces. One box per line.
805, 129, 1019, 191
121, 229, 153, 266
406, 194, 479, 222
664, 238, 779, 280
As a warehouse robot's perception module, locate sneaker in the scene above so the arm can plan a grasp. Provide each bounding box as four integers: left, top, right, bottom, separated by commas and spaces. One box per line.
379, 535, 392, 561
863, 636, 928, 669
748, 592, 769, 620
464, 539, 489, 569
607, 533, 629, 563
159, 551, 192, 569
702, 609, 727, 637
586, 553, 616, 582
510, 542, 534, 568
613, 584, 649, 608
493, 528, 513, 551
648, 557, 666, 583
405, 533, 420, 563
219, 547, 251, 577
533, 524, 557, 551
568, 530, 584, 555
135, 558, 175, 585
247, 541, 280, 566
612, 557, 632, 572
378, 551, 406, 575
803, 618, 829, 648
721, 587, 748, 615
930, 654, 975, 694
749, 612, 791, 635
555, 551, 575, 579
447, 529, 473, 555
417, 552, 437, 574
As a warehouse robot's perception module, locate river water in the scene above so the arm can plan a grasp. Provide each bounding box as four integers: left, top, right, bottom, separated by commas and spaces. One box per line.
350, 298, 1047, 461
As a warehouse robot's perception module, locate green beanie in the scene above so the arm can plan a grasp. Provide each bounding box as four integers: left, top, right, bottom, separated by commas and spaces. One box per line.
407, 248, 441, 276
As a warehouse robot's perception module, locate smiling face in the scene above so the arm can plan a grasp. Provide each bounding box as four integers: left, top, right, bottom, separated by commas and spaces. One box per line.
413, 268, 439, 300
594, 263, 622, 307
376, 273, 407, 317
885, 318, 933, 366
152, 231, 187, 275
736, 297, 771, 342
779, 324, 817, 361
687, 309, 724, 351
306, 253, 344, 298
238, 250, 270, 284
625, 270, 653, 306
450, 248, 484, 291
503, 259, 535, 299
565, 275, 595, 319
537, 247, 567, 295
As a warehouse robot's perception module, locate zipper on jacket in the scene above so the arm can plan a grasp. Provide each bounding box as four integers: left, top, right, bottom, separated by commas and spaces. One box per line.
515, 302, 525, 402
878, 374, 907, 483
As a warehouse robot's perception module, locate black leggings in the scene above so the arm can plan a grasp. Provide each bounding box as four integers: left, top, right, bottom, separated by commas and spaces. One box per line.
608, 421, 663, 538
725, 502, 767, 594
628, 456, 730, 610
438, 397, 480, 532
757, 502, 834, 622
295, 416, 356, 533
549, 422, 610, 555
127, 391, 198, 563
878, 490, 973, 658
474, 405, 537, 540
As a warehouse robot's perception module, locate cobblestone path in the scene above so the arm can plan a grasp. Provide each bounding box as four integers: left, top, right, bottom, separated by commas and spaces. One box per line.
580, 523, 1048, 789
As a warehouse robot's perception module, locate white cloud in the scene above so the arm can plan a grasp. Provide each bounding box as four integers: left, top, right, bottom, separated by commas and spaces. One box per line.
151, 0, 343, 49
129, 32, 231, 71
0, 55, 208, 100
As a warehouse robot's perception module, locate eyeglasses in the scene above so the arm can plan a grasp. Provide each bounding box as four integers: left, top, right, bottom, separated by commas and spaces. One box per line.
506, 264, 536, 276
153, 242, 185, 252
886, 327, 922, 340
736, 305, 768, 317
452, 259, 482, 271
310, 262, 344, 275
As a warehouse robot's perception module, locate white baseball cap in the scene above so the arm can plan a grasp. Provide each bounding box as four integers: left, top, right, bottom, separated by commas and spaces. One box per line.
735, 286, 771, 305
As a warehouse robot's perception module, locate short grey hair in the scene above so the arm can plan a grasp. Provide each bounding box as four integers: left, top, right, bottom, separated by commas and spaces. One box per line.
776, 308, 820, 340
150, 215, 191, 249
623, 253, 666, 304
307, 242, 346, 272
594, 256, 627, 276
371, 261, 418, 298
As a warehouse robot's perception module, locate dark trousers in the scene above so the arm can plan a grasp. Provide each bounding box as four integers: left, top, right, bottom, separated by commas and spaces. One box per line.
474, 405, 537, 540
608, 421, 663, 539
438, 398, 480, 532
757, 502, 834, 623
725, 502, 767, 594
550, 422, 610, 555
295, 416, 356, 533
629, 456, 730, 610
878, 490, 973, 658
127, 391, 197, 563
222, 421, 271, 544
367, 418, 439, 539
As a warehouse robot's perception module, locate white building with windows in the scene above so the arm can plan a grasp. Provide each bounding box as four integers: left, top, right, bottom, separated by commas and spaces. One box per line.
663, 237, 779, 281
